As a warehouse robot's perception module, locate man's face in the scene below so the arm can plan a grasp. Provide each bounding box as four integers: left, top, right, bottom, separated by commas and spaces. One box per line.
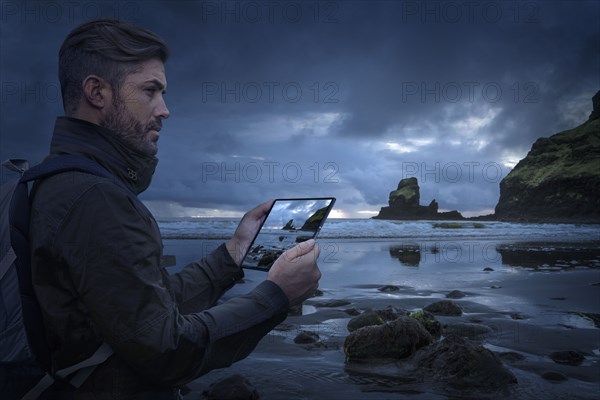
102, 58, 170, 157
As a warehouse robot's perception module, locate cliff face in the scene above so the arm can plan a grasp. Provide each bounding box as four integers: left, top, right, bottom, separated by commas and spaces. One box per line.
374, 178, 464, 220
495, 91, 600, 223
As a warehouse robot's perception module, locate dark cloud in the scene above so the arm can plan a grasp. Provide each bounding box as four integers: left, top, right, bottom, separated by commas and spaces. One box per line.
1, 0, 598, 217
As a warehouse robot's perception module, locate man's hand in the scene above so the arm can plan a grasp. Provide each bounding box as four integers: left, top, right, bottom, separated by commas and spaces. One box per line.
267, 239, 321, 307
226, 200, 274, 266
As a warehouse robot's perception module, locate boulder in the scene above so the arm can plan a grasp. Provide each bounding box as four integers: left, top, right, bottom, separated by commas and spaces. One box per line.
344, 316, 432, 361
347, 311, 385, 332
446, 290, 466, 299
549, 350, 585, 366
375, 306, 407, 321
409, 309, 442, 337
203, 374, 259, 400
313, 299, 351, 308
413, 335, 517, 390
423, 300, 462, 316
294, 331, 320, 344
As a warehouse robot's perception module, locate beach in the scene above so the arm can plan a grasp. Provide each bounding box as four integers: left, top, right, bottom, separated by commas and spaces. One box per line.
162, 220, 600, 399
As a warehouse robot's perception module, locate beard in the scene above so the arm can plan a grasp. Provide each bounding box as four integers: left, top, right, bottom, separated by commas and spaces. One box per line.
101, 95, 162, 157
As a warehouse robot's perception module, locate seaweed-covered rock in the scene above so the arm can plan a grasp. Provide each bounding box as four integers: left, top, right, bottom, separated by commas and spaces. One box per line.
423, 300, 462, 316
413, 335, 517, 390
409, 309, 442, 337
344, 316, 432, 361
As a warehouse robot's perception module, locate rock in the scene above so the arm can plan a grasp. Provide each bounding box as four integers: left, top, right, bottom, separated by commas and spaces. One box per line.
589, 89, 600, 121
541, 371, 568, 382
282, 219, 295, 230
413, 335, 517, 390
389, 177, 420, 207
423, 300, 462, 316
495, 91, 600, 223
294, 330, 320, 344
288, 304, 303, 316
576, 312, 600, 328
389, 245, 421, 266
483, 267, 494, 272
378, 285, 400, 292
375, 306, 406, 321
344, 316, 432, 361
344, 308, 360, 316
549, 350, 585, 366
446, 290, 466, 299
203, 374, 259, 400
373, 177, 464, 220
347, 311, 385, 332
409, 309, 442, 337
313, 299, 351, 308
443, 323, 493, 339
496, 351, 526, 362
257, 250, 281, 267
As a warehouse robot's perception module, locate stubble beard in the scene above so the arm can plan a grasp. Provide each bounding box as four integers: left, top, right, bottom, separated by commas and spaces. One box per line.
101, 95, 161, 157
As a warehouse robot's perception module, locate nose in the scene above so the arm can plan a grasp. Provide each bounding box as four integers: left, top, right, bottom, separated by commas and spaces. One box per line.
155, 96, 170, 120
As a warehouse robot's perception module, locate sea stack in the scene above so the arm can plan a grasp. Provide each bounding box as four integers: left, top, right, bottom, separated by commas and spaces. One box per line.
374, 178, 463, 220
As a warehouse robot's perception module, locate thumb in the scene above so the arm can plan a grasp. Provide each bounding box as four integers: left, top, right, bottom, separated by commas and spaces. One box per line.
284, 238, 317, 261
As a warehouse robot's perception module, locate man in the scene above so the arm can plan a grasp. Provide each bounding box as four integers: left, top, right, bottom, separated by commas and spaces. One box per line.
27, 19, 321, 398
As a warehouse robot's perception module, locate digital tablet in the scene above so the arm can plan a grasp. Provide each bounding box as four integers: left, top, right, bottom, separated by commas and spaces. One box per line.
242, 197, 336, 271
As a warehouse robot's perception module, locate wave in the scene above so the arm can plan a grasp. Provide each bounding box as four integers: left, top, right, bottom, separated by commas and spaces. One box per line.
157, 218, 600, 242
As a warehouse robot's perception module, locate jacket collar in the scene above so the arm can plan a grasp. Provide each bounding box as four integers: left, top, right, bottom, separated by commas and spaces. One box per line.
49, 117, 158, 195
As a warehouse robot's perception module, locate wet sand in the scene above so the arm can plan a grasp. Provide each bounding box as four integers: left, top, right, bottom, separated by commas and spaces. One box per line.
164, 239, 600, 399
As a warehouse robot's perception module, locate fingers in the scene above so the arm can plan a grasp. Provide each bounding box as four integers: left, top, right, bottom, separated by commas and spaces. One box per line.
246, 199, 274, 220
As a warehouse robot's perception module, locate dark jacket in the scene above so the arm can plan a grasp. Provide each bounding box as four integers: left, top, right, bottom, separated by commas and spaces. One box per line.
29, 117, 288, 399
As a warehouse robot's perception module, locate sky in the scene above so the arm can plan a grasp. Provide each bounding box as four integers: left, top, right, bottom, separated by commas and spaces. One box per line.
1, 0, 599, 219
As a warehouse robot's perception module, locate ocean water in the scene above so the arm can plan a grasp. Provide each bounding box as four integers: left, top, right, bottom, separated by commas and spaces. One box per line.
158, 217, 600, 242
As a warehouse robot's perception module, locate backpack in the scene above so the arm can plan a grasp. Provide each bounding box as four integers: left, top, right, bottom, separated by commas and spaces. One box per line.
2, 155, 118, 399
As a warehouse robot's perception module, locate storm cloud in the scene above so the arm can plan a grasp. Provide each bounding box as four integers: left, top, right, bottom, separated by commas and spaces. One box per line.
1, 0, 598, 218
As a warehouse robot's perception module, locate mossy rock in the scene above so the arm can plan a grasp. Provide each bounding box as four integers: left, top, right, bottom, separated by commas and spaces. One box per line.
409, 309, 442, 337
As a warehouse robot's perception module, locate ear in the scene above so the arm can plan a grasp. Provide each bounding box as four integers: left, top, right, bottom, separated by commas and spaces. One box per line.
81, 75, 112, 110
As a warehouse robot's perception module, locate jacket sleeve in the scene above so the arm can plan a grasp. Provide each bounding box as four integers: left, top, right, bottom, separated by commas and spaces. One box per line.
55, 182, 289, 386
168, 243, 244, 314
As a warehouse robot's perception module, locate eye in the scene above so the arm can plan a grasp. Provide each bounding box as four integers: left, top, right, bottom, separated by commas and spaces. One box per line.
145, 87, 157, 96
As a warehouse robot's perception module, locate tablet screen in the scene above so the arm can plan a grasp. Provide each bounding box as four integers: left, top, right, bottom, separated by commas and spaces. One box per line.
242, 197, 335, 271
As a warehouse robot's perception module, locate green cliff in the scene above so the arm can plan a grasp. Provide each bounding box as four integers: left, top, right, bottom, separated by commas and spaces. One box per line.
300, 206, 329, 231
495, 91, 600, 223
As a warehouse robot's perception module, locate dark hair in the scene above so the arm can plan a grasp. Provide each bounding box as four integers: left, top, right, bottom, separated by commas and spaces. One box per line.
59, 19, 170, 115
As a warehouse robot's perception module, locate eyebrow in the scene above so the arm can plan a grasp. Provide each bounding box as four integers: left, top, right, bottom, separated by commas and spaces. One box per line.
144, 79, 167, 92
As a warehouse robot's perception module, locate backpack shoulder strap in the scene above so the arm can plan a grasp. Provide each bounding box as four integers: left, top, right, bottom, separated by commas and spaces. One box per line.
9, 155, 118, 398
21, 154, 126, 190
